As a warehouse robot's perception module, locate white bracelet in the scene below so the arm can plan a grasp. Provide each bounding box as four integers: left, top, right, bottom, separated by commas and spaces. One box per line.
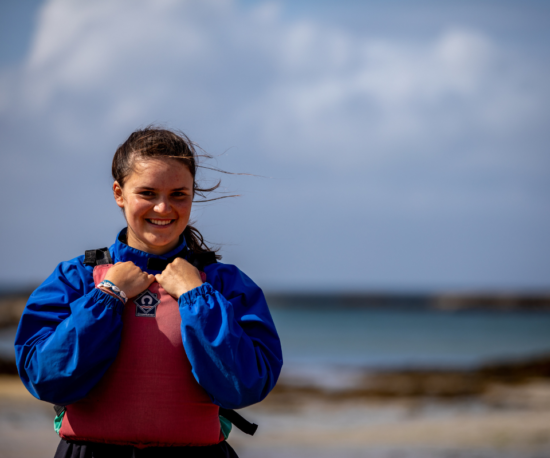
97, 280, 128, 304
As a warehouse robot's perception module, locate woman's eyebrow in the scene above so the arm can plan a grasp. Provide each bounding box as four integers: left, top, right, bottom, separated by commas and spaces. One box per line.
135, 186, 191, 191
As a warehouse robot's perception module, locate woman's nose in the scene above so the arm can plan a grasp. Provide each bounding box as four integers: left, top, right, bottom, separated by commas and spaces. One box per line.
154, 198, 171, 213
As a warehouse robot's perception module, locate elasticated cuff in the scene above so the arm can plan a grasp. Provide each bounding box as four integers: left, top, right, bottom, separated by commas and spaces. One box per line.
93, 287, 125, 315
179, 282, 215, 307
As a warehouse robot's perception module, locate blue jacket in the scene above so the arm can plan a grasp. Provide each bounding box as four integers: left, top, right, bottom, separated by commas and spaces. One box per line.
14, 229, 283, 409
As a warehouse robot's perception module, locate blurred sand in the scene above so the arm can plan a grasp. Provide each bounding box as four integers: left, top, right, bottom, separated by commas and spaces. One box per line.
2, 375, 549, 458
232, 381, 550, 458
0, 376, 59, 458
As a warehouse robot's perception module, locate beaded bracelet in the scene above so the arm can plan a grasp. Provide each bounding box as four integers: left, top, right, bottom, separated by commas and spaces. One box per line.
97, 280, 128, 304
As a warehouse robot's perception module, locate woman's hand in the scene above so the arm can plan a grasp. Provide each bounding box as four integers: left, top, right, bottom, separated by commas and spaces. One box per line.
155, 258, 203, 299
104, 262, 155, 298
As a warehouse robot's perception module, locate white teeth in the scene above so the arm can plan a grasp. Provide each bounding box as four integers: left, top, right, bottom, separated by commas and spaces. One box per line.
149, 219, 173, 226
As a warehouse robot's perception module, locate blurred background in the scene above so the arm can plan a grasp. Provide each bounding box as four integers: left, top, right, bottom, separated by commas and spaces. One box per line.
1, 0, 549, 457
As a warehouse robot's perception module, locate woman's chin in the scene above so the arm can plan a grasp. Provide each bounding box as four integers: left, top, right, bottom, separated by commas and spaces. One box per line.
143, 236, 181, 254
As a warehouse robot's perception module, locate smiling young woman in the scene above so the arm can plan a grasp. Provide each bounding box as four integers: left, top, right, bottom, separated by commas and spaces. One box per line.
113, 158, 195, 255
14, 127, 283, 458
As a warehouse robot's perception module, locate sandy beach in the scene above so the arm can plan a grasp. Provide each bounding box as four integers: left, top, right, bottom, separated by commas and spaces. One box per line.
1, 374, 549, 458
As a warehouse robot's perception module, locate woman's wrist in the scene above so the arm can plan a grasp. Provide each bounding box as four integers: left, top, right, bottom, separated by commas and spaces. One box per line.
173, 278, 203, 299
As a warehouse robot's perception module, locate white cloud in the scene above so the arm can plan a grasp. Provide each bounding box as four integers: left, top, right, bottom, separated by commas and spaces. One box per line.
253, 27, 547, 168
2, 0, 546, 167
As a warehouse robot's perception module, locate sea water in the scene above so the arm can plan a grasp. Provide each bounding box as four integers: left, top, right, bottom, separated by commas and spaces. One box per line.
269, 307, 550, 388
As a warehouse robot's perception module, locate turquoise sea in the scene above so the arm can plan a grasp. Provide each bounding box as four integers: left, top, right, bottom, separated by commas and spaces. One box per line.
270, 307, 550, 369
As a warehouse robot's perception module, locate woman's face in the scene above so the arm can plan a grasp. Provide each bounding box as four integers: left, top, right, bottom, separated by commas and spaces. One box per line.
113, 158, 194, 255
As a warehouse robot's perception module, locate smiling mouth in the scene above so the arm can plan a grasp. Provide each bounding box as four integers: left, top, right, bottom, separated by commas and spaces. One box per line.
147, 219, 175, 226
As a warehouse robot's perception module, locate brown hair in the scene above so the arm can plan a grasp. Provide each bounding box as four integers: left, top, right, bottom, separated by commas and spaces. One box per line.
112, 126, 221, 258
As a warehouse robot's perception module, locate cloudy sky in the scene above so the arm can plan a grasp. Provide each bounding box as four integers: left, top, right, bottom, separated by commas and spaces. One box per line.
1, 0, 549, 292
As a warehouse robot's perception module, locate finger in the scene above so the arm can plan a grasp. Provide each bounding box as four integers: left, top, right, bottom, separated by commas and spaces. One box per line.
172, 257, 187, 267
155, 273, 162, 283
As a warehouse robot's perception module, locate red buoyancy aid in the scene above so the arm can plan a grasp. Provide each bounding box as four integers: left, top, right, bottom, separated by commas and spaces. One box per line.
59, 264, 223, 448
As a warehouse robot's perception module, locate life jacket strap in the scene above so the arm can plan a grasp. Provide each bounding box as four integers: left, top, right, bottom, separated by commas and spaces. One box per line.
84, 247, 218, 271
84, 248, 113, 266
54, 404, 65, 416
219, 408, 258, 436
147, 250, 218, 271
188, 251, 218, 270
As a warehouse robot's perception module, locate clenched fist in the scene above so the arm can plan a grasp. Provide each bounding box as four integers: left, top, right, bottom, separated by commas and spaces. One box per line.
155, 257, 203, 299
104, 261, 156, 298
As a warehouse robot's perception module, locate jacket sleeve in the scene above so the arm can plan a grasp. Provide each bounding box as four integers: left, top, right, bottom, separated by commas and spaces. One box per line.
178, 263, 283, 409
14, 258, 124, 405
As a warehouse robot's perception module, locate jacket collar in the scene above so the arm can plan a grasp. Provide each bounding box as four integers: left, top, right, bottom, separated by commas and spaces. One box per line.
112, 228, 188, 273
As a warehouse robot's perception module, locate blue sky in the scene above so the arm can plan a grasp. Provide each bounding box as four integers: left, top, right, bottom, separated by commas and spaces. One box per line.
1, 0, 549, 292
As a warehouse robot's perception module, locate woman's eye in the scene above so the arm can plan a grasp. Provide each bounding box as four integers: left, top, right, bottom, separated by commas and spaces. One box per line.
172, 192, 188, 197
139, 191, 154, 197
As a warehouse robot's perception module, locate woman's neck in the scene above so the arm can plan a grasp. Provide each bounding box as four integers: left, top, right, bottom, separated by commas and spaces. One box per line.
125, 228, 182, 256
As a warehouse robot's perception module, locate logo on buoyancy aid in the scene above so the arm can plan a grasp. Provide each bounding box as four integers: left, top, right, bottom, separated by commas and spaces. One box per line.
134, 290, 160, 317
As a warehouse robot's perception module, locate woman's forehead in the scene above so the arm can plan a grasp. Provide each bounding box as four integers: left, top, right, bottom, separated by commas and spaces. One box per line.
127, 158, 193, 185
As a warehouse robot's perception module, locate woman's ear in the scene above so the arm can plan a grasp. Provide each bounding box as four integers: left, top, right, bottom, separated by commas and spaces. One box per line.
113, 181, 124, 208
